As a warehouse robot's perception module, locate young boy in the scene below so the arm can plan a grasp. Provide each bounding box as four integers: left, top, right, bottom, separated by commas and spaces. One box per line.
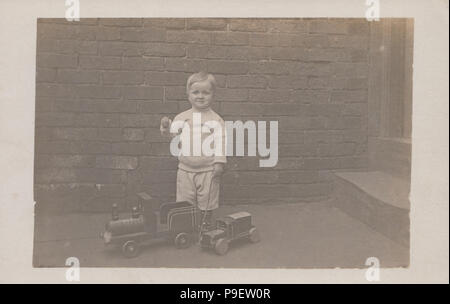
160, 71, 226, 231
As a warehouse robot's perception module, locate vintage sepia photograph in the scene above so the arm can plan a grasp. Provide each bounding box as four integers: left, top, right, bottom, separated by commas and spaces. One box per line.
32, 17, 414, 269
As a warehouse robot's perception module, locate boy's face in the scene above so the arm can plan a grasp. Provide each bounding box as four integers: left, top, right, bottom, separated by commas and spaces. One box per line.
188, 80, 214, 111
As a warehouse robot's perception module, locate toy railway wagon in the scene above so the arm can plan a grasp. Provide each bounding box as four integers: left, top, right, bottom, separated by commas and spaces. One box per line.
200, 211, 260, 255
101, 192, 200, 258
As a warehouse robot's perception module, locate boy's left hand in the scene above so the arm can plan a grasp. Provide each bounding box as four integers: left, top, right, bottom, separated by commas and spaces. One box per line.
212, 163, 224, 180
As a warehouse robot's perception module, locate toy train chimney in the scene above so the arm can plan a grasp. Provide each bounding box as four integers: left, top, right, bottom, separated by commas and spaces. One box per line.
131, 206, 140, 218
112, 203, 119, 221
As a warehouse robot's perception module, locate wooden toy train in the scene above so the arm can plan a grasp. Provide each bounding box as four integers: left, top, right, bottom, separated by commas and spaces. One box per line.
101, 192, 260, 257
101, 192, 201, 258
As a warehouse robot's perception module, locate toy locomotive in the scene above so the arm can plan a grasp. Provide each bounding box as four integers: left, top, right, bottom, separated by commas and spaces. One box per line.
200, 211, 260, 255
101, 192, 200, 258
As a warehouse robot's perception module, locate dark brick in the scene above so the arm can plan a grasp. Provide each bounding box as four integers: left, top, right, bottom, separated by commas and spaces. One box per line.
111, 142, 153, 155
290, 62, 331, 76
45, 155, 96, 168
140, 156, 178, 170
37, 54, 78, 68
124, 128, 145, 141
249, 61, 291, 75
37, 68, 56, 82
57, 40, 97, 55
76, 113, 121, 127
271, 47, 308, 61
37, 23, 78, 39
57, 70, 99, 84
249, 33, 280, 47
143, 19, 186, 29
331, 90, 367, 103
167, 30, 211, 44
103, 71, 144, 84
230, 19, 268, 32
138, 101, 178, 114
52, 99, 81, 112
96, 156, 138, 169
99, 41, 141, 56
142, 170, 177, 184
98, 128, 123, 141
120, 114, 161, 127
51, 127, 98, 141
70, 141, 112, 154
35, 168, 77, 183
330, 77, 368, 90
35, 141, 72, 154
121, 27, 166, 42
227, 75, 267, 88
36, 113, 75, 127
307, 76, 329, 89
142, 43, 185, 57
249, 89, 290, 102
268, 19, 307, 33
122, 57, 165, 71
73, 85, 121, 99
213, 32, 249, 45
290, 90, 330, 104
309, 20, 348, 34
342, 103, 366, 116
215, 88, 248, 102
145, 72, 187, 86
329, 35, 369, 49
79, 101, 137, 113
186, 18, 227, 30
331, 63, 369, 77
37, 38, 58, 52
96, 27, 121, 41
187, 45, 227, 59
307, 48, 349, 62
268, 75, 308, 89
79, 56, 121, 70
221, 103, 264, 116
207, 60, 248, 74
164, 86, 187, 100
122, 86, 163, 100
165, 58, 208, 72
74, 168, 127, 183
99, 18, 143, 27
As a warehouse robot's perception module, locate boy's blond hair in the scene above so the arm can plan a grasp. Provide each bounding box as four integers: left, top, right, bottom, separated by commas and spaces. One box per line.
186, 71, 217, 94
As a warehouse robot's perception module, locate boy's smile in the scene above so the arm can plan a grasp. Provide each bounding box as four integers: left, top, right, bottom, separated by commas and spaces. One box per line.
188, 80, 214, 111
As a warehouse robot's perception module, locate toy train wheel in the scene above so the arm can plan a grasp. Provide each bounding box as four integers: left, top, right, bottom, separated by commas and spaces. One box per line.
174, 232, 191, 249
215, 238, 229, 255
122, 240, 140, 258
249, 227, 260, 243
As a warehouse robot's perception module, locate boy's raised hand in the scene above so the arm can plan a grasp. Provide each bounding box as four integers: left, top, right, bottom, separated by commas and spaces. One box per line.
160, 116, 172, 135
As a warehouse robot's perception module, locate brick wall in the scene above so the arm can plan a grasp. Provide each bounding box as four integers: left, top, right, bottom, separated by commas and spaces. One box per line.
34, 18, 369, 213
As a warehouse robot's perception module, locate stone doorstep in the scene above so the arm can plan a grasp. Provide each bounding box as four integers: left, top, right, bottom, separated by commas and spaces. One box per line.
333, 171, 410, 248
335, 171, 410, 210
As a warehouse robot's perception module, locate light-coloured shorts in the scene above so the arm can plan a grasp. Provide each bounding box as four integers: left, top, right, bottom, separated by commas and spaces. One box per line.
176, 169, 220, 211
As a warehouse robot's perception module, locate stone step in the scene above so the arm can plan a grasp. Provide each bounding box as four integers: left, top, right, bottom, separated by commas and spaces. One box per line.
333, 171, 410, 247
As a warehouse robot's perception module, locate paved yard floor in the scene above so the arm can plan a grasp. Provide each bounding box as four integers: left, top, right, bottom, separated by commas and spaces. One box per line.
33, 201, 409, 268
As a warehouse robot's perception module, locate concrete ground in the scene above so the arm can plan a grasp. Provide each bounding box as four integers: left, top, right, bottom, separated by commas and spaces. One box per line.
33, 201, 409, 268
